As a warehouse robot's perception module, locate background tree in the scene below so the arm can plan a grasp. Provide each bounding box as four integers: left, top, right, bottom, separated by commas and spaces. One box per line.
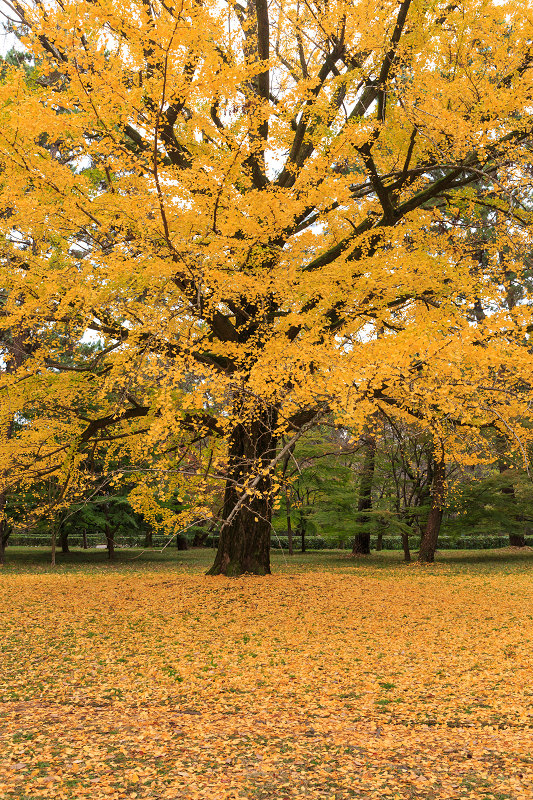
274, 425, 360, 551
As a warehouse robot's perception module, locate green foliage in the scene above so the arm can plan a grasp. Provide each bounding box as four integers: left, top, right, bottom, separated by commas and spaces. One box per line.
273, 427, 360, 544
444, 469, 533, 537
62, 493, 143, 538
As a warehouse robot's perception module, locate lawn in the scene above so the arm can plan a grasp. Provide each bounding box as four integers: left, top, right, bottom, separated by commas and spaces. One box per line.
1, 549, 532, 798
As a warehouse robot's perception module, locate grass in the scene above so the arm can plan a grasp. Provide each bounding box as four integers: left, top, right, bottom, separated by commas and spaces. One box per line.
1, 544, 533, 576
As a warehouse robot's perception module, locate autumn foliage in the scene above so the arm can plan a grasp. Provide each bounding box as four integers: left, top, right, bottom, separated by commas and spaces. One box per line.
1, 0, 533, 572
1, 558, 532, 798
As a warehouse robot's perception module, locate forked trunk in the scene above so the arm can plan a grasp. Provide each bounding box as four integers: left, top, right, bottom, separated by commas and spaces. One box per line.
418, 444, 446, 563
207, 407, 278, 576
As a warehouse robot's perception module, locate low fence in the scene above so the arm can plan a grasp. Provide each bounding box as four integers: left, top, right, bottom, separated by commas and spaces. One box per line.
5, 532, 533, 550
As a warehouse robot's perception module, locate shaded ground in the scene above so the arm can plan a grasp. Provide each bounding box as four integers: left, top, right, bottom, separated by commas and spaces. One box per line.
2, 544, 533, 575
0, 553, 532, 798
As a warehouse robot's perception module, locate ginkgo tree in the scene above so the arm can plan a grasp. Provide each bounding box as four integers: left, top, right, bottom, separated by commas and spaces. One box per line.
1, 0, 533, 574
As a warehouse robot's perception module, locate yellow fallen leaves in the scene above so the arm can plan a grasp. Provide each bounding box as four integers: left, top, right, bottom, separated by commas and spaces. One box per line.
0, 569, 532, 798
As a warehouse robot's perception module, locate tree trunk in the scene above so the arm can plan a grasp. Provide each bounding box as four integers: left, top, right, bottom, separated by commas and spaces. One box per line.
144, 530, 153, 548
51, 525, 57, 567
285, 488, 294, 555
497, 447, 526, 547
176, 534, 188, 550
82, 528, 88, 549
352, 436, 376, 555
401, 532, 411, 563
0, 491, 10, 565
0, 518, 9, 565
60, 523, 69, 554
106, 524, 115, 560
192, 530, 209, 547
299, 513, 307, 553
102, 503, 118, 560
418, 444, 446, 563
207, 406, 278, 576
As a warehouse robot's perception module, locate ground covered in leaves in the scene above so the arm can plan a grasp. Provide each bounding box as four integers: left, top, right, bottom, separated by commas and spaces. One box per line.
1, 551, 532, 799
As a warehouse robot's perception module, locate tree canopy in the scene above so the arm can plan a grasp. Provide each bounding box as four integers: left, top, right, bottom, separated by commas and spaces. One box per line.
1, 0, 533, 573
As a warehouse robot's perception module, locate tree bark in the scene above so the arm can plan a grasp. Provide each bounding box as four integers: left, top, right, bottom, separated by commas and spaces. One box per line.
207, 406, 278, 576
401, 532, 411, 563
418, 443, 446, 563
285, 487, 294, 555
51, 525, 57, 567
102, 504, 116, 561
82, 528, 88, 549
509, 532, 526, 547
60, 522, 69, 553
0, 491, 10, 565
497, 448, 526, 547
192, 530, 209, 547
176, 534, 188, 550
144, 530, 153, 548
106, 524, 115, 560
298, 512, 307, 553
352, 435, 376, 555
0, 517, 9, 565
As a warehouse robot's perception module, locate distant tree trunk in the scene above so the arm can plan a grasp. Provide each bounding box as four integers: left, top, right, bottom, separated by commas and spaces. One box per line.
192, 530, 209, 547
51, 525, 57, 567
298, 512, 307, 553
352, 436, 376, 555
375, 529, 383, 551
0, 517, 10, 565
0, 525, 5, 566
82, 528, 88, 549
176, 534, 188, 550
60, 522, 69, 553
285, 487, 294, 555
106, 524, 115, 560
144, 529, 153, 548
497, 446, 526, 547
418, 444, 446, 563
102, 504, 116, 561
401, 532, 411, 563
207, 406, 278, 576
0, 488, 10, 565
